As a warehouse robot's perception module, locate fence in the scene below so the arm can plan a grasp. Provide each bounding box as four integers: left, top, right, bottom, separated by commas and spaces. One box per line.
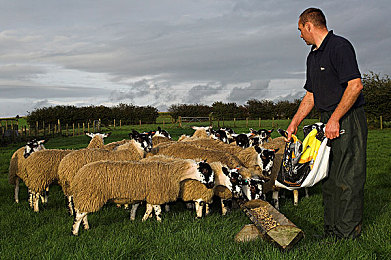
1, 115, 387, 146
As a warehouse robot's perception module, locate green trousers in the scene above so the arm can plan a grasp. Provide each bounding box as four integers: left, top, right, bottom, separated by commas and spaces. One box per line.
320, 106, 367, 239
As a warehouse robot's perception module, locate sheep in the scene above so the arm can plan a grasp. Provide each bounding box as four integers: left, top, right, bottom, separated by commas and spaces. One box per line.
9, 139, 47, 204
212, 162, 267, 215
141, 155, 215, 219
70, 159, 214, 235
58, 140, 146, 215
85, 132, 111, 149
22, 149, 74, 212
152, 135, 174, 147
179, 137, 278, 178
149, 141, 243, 170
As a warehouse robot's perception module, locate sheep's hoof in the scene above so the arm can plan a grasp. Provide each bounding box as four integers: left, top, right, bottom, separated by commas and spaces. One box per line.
71, 232, 78, 236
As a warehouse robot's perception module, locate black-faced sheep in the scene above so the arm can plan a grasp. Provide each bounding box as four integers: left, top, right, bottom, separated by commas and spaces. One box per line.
70, 159, 214, 235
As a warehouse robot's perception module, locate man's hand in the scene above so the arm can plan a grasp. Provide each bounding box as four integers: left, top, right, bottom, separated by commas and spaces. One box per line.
325, 118, 340, 139
285, 123, 298, 142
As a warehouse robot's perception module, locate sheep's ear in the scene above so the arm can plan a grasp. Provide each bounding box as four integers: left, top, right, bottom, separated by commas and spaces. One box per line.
158, 126, 162, 131
273, 148, 279, 153
86, 132, 93, 137
132, 130, 140, 135
269, 129, 274, 133
128, 133, 134, 139
222, 167, 229, 176
38, 139, 48, 145
105, 132, 112, 138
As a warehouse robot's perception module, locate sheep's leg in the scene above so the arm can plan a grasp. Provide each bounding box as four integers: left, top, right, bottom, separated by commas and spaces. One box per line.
165, 204, 170, 212
68, 196, 75, 216
142, 204, 153, 222
305, 187, 309, 198
153, 205, 162, 222
272, 190, 279, 210
194, 199, 204, 219
72, 209, 87, 236
124, 204, 129, 209
33, 192, 40, 212
186, 202, 194, 209
28, 189, 33, 208
82, 215, 89, 230
221, 199, 229, 216
293, 189, 299, 206
130, 203, 140, 221
43, 186, 49, 204
205, 203, 210, 216
14, 178, 20, 203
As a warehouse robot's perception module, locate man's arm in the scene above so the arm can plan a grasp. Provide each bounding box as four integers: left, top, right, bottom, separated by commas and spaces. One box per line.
325, 78, 363, 139
286, 91, 315, 141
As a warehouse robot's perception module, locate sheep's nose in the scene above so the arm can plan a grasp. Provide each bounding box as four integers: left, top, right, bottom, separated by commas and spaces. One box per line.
206, 183, 214, 189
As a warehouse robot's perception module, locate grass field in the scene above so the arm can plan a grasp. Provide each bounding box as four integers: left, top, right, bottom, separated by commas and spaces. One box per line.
0, 119, 390, 259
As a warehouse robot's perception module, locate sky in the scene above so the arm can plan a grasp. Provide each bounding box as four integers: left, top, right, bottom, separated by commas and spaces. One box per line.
0, 0, 390, 117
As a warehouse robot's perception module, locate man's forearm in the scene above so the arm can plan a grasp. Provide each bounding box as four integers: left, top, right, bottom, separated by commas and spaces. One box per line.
329, 78, 363, 122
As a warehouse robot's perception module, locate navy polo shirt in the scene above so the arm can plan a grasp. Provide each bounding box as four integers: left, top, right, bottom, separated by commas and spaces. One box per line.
304, 30, 365, 112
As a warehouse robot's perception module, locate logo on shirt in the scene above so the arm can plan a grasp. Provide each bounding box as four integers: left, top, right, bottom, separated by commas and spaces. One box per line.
320, 67, 325, 71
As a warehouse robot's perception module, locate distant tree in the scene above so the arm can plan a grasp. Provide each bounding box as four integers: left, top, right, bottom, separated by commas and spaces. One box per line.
362, 71, 391, 122
245, 99, 275, 119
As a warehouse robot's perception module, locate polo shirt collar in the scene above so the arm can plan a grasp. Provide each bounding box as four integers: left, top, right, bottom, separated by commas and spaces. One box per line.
311, 30, 333, 52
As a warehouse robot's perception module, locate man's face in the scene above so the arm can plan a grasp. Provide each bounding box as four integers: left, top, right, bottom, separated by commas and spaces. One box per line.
298, 20, 313, 45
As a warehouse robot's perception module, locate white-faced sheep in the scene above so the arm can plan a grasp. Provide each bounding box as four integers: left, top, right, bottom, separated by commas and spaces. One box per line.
22, 148, 74, 212
58, 140, 146, 215
85, 132, 111, 149
9, 139, 47, 204
70, 159, 214, 235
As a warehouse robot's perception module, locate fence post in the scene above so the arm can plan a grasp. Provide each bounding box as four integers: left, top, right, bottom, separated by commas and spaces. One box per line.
28, 125, 31, 137
58, 119, 61, 134
246, 118, 249, 128
5, 120, 8, 130
88, 122, 90, 133
83, 123, 85, 133
259, 118, 261, 128
217, 119, 220, 128
48, 124, 51, 135
35, 121, 38, 137
272, 117, 275, 128
43, 121, 45, 136
163, 120, 165, 128
73, 123, 75, 136
139, 120, 141, 126
120, 120, 122, 129
234, 118, 236, 128
178, 116, 182, 128
114, 119, 116, 129
77, 123, 80, 135
66, 124, 69, 136
380, 116, 383, 129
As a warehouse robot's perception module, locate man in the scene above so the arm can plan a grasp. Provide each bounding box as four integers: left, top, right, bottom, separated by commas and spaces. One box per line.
286, 7, 367, 239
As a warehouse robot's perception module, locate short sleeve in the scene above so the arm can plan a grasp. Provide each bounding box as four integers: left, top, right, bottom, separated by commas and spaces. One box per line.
304, 55, 313, 92
332, 42, 361, 84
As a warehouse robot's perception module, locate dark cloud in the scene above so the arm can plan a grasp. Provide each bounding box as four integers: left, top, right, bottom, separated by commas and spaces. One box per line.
227, 80, 270, 103
184, 83, 223, 103
0, 0, 390, 117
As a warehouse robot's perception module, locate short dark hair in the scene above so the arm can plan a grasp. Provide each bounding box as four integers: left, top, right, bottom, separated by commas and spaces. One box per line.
299, 8, 327, 28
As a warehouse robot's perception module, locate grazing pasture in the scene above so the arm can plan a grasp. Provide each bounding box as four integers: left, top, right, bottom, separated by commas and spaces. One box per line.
0, 119, 390, 259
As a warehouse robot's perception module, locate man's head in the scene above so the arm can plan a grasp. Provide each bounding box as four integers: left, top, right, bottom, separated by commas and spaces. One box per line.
298, 8, 327, 46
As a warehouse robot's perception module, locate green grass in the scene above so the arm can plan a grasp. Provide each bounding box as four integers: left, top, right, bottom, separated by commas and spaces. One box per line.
1, 120, 390, 259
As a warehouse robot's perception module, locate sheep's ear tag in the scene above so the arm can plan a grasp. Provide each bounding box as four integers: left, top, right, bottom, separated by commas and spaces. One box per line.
243, 180, 248, 185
